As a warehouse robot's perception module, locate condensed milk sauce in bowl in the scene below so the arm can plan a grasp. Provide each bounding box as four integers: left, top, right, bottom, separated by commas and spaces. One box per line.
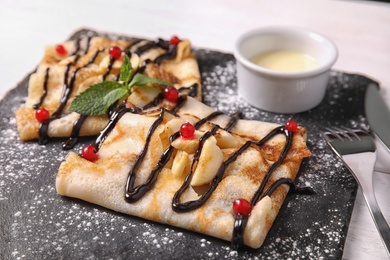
234, 26, 338, 114
250, 50, 320, 72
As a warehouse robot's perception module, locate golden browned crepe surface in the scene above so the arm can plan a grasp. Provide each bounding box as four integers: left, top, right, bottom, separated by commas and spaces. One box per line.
56, 96, 311, 249
15, 36, 202, 143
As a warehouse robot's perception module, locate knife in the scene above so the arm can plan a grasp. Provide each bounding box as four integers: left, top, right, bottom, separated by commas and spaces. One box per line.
365, 83, 390, 173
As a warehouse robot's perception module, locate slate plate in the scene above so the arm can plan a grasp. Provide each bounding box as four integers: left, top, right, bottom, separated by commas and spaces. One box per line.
0, 29, 376, 259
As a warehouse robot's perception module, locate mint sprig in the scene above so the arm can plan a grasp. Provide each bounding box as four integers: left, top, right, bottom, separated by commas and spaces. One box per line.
69, 55, 171, 116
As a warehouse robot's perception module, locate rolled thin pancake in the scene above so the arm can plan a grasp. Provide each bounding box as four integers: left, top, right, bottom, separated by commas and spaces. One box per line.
56, 96, 311, 249
15, 36, 202, 142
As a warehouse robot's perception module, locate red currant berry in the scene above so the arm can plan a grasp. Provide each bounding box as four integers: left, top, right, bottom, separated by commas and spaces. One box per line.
163, 86, 179, 102
285, 119, 298, 133
82, 145, 99, 162
169, 36, 180, 45
180, 122, 196, 140
109, 46, 122, 59
233, 198, 252, 216
35, 108, 50, 122
55, 44, 67, 56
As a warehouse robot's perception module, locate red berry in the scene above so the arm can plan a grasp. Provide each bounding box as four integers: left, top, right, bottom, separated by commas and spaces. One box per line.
163, 86, 179, 102
55, 44, 67, 56
82, 145, 99, 162
233, 198, 252, 216
109, 46, 122, 59
35, 108, 50, 122
169, 36, 180, 45
285, 119, 298, 133
180, 122, 195, 140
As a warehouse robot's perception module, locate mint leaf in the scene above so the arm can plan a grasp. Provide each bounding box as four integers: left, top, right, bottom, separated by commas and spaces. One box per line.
69, 54, 173, 116
119, 55, 132, 85
129, 73, 171, 88
69, 81, 125, 115
103, 87, 129, 109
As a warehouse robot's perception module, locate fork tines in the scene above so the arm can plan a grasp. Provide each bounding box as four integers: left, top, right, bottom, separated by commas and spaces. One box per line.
323, 127, 364, 142
321, 127, 376, 155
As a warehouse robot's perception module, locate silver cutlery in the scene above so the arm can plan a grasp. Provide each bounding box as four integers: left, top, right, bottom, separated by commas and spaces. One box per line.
321, 127, 390, 256
365, 83, 390, 153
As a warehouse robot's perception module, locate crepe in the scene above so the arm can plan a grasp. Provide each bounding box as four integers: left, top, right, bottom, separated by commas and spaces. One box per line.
56, 96, 311, 249
15, 35, 202, 147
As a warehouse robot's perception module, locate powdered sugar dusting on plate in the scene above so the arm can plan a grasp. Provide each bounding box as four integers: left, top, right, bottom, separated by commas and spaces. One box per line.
0, 30, 376, 259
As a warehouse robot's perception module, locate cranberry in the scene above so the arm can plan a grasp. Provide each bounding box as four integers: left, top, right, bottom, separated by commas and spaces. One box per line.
285, 119, 298, 133
82, 145, 99, 162
109, 46, 122, 59
180, 122, 195, 140
35, 108, 50, 122
163, 86, 179, 102
55, 44, 67, 56
169, 36, 180, 45
233, 198, 252, 216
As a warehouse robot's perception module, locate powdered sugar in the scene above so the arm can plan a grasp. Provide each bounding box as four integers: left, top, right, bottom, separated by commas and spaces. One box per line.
0, 33, 376, 258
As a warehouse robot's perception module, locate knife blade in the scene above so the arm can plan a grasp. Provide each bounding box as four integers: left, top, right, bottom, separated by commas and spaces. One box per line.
365, 83, 390, 173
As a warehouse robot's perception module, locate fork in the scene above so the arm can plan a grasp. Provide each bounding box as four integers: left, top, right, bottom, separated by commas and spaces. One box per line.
321, 127, 390, 256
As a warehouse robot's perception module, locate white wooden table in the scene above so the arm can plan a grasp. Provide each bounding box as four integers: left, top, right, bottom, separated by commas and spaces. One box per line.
1, 0, 389, 259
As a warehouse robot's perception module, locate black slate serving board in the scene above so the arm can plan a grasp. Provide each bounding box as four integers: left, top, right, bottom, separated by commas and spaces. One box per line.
0, 29, 377, 259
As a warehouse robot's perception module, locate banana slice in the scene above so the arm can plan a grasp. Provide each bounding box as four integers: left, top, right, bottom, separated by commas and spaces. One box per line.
244, 196, 272, 246
127, 85, 161, 108
171, 131, 216, 154
215, 129, 242, 149
172, 150, 190, 178
191, 138, 223, 186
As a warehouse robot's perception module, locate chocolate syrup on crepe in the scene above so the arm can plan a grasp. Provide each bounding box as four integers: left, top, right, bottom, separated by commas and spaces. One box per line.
34, 36, 312, 249
91, 84, 311, 249
35, 36, 180, 148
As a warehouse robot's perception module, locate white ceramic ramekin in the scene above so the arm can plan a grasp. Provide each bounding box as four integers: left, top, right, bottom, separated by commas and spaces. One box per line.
234, 26, 338, 114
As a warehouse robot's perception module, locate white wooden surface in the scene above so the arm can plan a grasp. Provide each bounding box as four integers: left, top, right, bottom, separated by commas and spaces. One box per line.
1, 0, 389, 259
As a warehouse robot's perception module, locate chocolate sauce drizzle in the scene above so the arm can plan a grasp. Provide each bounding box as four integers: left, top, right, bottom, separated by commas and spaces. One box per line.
62, 114, 88, 150
102, 56, 115, 81
173, 126, 287, 214
134, 38, 169, 56
34, 36, 311, 249
264, 178, 314, 197
231, 171, 314, 250
61, 48, 106, 150
33, 67, 50, 109
231, 128, 314, 250
90, 84, 311, 249
125, 108, 173, 202
93, 105, 141, 150
134, 38, 178, 67
154, 46, 177, 65
35, 36, 181, 148
38, 37, 85, 145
